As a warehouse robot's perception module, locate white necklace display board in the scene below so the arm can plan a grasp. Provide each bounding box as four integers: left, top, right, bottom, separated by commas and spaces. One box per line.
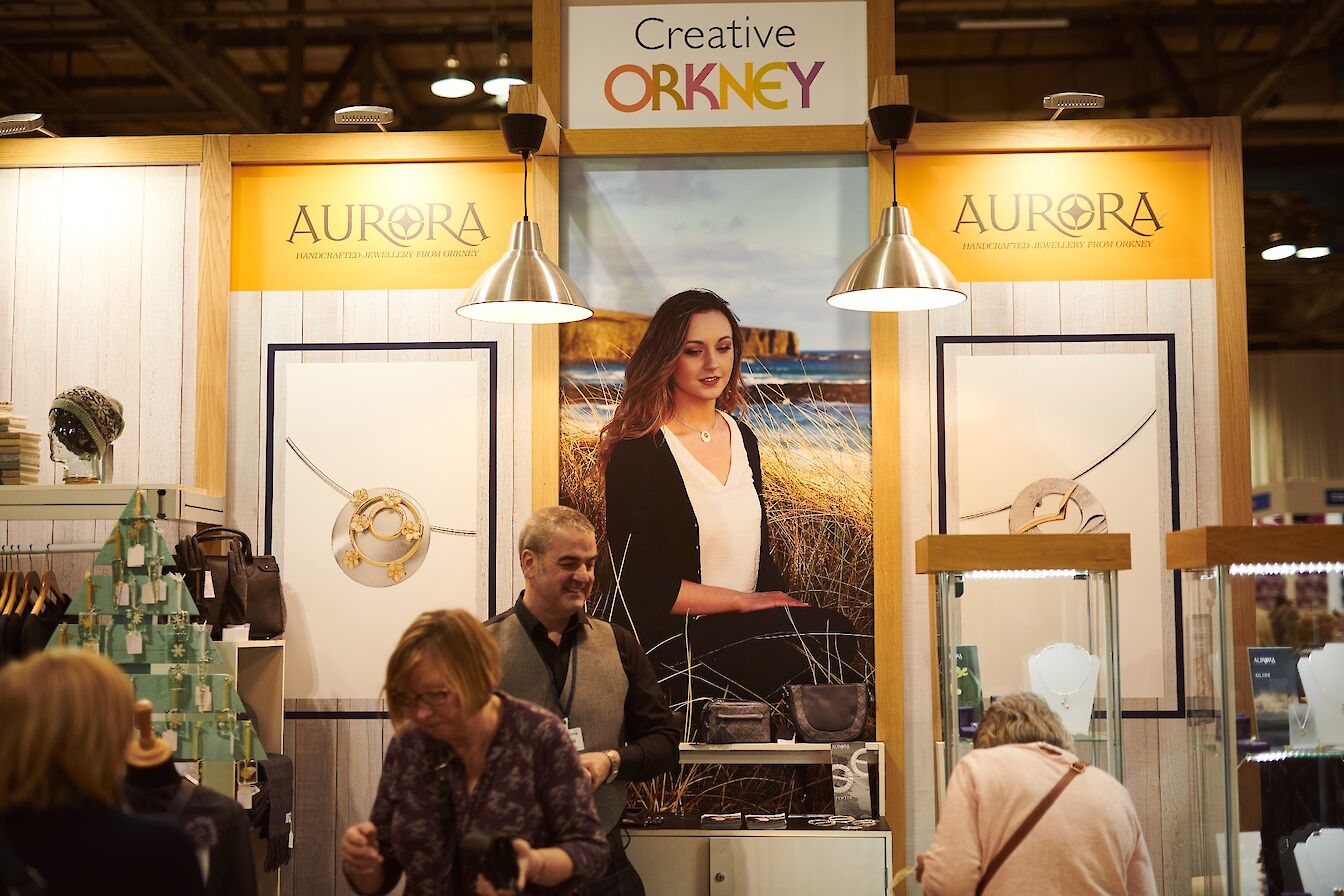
1299, 643, 1344, 747
1293, 827, 1344, 896
1028, 642, 1102, 735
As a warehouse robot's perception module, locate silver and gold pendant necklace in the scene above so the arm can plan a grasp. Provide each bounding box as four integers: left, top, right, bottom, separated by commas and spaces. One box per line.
286, 438, 475, 586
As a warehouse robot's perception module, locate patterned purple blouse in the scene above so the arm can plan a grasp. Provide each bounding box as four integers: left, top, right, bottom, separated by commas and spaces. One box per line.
361, 692, 609, 895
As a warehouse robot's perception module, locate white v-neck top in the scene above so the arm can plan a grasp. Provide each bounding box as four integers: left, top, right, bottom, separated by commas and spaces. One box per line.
661, 412, 762, 593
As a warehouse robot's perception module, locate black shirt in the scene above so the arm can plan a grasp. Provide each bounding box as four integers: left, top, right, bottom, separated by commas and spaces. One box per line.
501, 595, 680, 782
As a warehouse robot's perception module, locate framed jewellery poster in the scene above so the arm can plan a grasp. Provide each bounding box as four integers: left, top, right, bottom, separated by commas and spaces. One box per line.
936, 335, 1184, 716
263, 341, 498, 699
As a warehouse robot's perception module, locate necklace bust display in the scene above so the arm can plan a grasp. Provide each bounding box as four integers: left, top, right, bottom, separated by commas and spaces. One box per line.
1028, 642, 1102, 735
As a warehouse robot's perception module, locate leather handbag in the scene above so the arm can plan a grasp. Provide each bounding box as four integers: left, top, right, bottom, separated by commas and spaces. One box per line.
700, 699, 772, 744
784, 683, 868, 743
174, 527, 285, 639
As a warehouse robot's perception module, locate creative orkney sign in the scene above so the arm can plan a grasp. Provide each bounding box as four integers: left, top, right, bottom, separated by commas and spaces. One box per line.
565, 1, 867, 128
231, 161, 522, 291
899, 149, 1213, 282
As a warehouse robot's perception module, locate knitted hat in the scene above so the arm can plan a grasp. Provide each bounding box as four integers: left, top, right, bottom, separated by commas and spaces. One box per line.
48, 386, 125, 456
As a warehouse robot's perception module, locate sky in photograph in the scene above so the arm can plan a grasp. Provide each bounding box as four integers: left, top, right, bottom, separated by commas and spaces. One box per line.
560, 155, 871, 352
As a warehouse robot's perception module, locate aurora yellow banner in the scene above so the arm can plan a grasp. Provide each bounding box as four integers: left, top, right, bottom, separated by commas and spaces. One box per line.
231, 161, 522, 291
899, 149, 1212, 282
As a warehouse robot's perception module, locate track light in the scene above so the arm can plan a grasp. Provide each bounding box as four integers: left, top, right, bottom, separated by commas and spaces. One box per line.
483, 53, 525, 100
1261, 233, 1297, 261
431, 53, 475, 99
0, 113, 58, 137
333, 105, 394, 132
1043, 92, 1105, 121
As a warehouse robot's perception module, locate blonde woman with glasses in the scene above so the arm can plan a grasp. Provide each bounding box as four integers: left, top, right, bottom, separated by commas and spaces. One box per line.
0, 651, 205, 896
918, 692, 1157, 896
340, 610, 607, 896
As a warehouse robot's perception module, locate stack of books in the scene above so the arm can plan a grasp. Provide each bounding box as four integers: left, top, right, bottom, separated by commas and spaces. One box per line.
0, 403, 39, 485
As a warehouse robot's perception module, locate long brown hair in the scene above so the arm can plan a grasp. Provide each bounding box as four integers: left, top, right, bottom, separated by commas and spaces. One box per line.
598, 288, 746, 471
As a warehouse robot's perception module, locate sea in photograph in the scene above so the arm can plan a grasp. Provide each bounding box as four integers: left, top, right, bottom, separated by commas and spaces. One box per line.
561, 350, 873, 442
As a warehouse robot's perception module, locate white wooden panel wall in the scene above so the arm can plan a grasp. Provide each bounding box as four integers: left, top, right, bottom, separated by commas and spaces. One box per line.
901, 279, 1218, 895
0, 166, 200, 585
225, 288, 533, 895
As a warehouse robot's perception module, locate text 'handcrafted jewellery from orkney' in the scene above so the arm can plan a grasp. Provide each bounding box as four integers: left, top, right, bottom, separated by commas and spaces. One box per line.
286, 438, 475, 587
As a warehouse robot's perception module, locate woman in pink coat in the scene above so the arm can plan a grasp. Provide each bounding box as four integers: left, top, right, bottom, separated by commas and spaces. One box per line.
918, 693, 1158, 896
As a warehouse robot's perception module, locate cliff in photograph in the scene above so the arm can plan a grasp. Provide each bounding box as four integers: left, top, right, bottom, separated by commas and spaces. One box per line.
560, 308, 799, 364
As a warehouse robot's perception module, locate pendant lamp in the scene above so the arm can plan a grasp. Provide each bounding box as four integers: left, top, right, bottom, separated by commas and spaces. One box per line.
457, 113, 592, 324
828, 104, 966, 312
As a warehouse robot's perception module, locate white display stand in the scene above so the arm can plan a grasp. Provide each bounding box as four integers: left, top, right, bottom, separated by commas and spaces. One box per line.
1298, 644, 1344, 748
1028, 642, 1101, 736
1293, 827, 1344, 896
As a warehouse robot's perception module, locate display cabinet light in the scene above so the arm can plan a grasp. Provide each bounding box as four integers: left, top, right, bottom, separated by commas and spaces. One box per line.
333, 105, 394, 132
960, 568, 1084, 581
1043, 92, 1105, 121
828, 104, 967, 313
1228, 561, 1344, 576
0, 112, 58, 137
457, 112, 592, 325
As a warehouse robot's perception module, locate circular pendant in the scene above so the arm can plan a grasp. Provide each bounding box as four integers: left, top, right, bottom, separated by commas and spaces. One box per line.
700, 430, 712, 444
331, 486, 431, 587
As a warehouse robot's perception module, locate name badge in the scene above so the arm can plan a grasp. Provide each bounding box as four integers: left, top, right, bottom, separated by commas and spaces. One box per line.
567, 725, 586, 752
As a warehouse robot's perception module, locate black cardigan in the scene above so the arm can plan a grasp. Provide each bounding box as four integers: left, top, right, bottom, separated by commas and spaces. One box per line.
603, 419, 789, 648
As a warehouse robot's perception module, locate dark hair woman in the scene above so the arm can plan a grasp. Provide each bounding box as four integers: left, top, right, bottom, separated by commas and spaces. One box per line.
600, 288, 859, 716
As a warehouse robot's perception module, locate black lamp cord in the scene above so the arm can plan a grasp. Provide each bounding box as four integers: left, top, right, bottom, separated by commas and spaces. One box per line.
522, 151, 530, 222
889, 143, 897, 208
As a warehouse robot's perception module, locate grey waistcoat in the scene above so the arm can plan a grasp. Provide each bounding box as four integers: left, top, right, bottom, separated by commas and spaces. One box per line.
489, 612, 629, 832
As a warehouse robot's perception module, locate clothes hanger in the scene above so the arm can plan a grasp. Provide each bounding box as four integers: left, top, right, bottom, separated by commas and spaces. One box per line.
0, 559, 18, 616
15, 547, 40, 617
32, 567, 63, 616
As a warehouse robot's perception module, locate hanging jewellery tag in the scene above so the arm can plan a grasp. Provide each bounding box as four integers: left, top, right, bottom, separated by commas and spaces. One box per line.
195, 662, 213, 713
237, 721, 259, 808
169, 665, 186, 712
124, 608, 145, 656
147, 549, 164, 604
162, 713, 181, 754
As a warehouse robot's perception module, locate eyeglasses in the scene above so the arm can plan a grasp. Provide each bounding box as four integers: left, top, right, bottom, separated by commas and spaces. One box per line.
391, 688, 454, 711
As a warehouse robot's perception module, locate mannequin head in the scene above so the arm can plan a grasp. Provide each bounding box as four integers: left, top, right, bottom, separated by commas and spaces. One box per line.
47, 387, 124, 483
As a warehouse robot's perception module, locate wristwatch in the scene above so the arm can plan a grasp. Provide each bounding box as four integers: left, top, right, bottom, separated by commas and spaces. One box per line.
603, 748, 622, 784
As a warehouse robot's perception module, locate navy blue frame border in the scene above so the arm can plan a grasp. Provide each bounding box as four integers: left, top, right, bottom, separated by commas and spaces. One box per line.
934, 333, 1185, 720
263, 339, 500, 622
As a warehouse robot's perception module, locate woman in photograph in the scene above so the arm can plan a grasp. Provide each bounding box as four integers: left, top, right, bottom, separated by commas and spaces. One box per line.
600, 287, 859, 712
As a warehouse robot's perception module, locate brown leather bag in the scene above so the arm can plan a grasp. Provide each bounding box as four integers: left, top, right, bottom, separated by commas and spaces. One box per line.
174, 527, 285, 640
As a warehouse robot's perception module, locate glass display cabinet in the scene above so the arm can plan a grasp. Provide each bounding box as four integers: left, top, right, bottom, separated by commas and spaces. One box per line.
1168, 525, 1344, 896
915, 534, 1131, 793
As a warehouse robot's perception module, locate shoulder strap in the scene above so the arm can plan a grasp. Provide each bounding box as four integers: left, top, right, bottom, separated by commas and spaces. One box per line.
975, 759, 1086, 896
0, 827, 47, 896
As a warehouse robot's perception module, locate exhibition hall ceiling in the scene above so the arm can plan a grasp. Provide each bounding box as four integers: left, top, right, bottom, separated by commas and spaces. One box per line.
0, 0, 1341, 348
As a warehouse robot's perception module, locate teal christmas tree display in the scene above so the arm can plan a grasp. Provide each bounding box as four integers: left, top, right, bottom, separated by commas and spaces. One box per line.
48, 490, 265, 766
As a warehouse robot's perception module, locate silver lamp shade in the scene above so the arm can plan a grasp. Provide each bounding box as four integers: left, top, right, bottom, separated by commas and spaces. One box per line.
456, 220, 593, 323
828, 205, 967, 312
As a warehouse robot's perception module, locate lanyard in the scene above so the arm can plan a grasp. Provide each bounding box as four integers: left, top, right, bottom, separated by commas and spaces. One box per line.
553, 635, 580, 723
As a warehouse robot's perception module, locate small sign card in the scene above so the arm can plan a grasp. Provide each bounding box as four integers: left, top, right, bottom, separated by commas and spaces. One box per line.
1248, 647, 1296, 747
956, 645, 983, 721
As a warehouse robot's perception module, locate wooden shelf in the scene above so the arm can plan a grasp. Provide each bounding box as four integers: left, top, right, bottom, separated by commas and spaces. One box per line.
679, 742, 884, 766
0, 483, 224, 524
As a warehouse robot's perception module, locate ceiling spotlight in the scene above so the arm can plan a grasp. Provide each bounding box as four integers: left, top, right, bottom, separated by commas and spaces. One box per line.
483, 53, 525, 100
1043, 92, 1105, 121
1261, 233, 1297, 261
1296, 244, 1332, 259
0, 113, 57, 137
431, 53, 475, 99
334, 105, 394, 132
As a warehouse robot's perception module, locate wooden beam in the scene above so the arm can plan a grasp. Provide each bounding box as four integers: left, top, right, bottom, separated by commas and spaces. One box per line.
227, 131, 510, 164
307, 42, 364, 133
1167, 526, 1344, 570
871, 70, 907, 887
903, 117, 1214, 154
532, 0, 562, 124
562, 125, 866, 157
0, 135, 202, 168
193, 135, 231, 497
